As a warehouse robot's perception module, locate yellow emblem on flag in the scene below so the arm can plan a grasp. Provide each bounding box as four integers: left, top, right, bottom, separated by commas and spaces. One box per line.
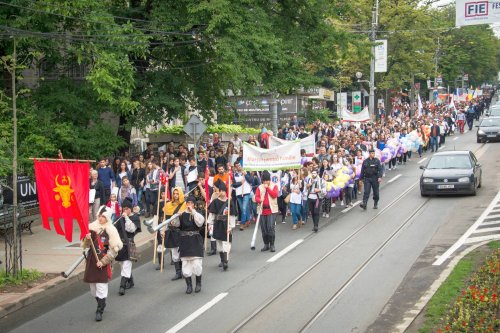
53, 175, 75, 208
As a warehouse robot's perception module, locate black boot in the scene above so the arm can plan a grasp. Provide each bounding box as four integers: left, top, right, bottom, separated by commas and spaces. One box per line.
156, 252, 163, 270
185, 276, 193, 294
195, 275, 202, 293
171, 261, 182, 281
360, 202, 367, 210
261, 235, 270, 252
95, 297, 106, 321
218, 252, 224, 268
373, 201, 378, 209
222, 252, 228, 271
269, 236, 276, 252
207, 241, 217, 256
119, 276, 127, 296
125, 275, 134, 289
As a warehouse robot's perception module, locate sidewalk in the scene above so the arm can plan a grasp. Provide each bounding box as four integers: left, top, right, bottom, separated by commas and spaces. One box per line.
0, 217, 155, 319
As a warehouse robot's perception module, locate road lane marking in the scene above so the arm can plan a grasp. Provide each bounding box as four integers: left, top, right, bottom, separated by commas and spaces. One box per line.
267, 239, 304, 263
165, 293, 228, 333
475, 144, 489, 159
481, 221, 500, 227
472, 226, 500, 234
341, 200, 361, 213
388, 174, 402, 183
438, 145, 446, 150
453, 137, 459, 141
433, 191, 500, 266
417, 157, 427, 164
464, 234, 500, 245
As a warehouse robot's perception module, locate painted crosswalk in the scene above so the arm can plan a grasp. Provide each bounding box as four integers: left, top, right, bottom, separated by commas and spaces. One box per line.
433, 191, 500, 265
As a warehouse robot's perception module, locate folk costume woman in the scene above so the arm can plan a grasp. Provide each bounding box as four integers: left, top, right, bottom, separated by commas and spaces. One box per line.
81, 206, 123, 322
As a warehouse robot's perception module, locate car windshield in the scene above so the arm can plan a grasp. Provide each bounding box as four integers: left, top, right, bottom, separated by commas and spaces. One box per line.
426, 155, 472, 169
480, 118, 500, 126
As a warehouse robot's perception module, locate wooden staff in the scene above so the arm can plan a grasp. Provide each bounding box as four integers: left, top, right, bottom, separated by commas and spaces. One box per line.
88, 234, 101, 269
152, 159, 163, 264
227, 168, 232, 260
160, 230, 166, 272
204, 194, 209, 253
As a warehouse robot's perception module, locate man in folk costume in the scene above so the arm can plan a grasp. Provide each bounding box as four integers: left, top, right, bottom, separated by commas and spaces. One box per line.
161, 187, 186, 279
170, 196, 205, 294
193, 172, 214, 253
254, 171, 279, 252
81, 206, 123, 322
115, 197, 141, 296
207, 180, 237, 271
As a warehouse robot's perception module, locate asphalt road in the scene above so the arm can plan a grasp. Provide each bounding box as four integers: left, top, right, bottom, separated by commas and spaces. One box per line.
4, 127, 499, 333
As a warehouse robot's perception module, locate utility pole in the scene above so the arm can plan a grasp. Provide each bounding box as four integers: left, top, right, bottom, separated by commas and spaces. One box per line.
270, 94, 278, 134
11, 37, 20, 276
369, 0, 379, 120
410, 73, 415, 117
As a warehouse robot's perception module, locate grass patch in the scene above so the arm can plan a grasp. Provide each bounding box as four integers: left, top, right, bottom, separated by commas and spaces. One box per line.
0, 269, 43, 288
418, 251, 479, 333
418, 241, 500, 333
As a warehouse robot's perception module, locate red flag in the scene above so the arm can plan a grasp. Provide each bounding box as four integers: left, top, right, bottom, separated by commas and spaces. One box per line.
204, 164, 210, 205
226, 166, 233, 198
34, 160, 89, 242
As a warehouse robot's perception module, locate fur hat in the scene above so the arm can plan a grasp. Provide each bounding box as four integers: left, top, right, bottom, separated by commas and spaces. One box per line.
97, 205, 113, 223
261, 171, 271, 182
214, 179, 227, 192
186, 196, 197, 204
121, 197, 133, 210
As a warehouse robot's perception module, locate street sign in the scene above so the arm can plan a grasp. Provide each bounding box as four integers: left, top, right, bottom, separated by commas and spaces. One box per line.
463, 74, 469, 81
183, 115, 207, 157
436, 75, 443, 85
352, 91, 362, 113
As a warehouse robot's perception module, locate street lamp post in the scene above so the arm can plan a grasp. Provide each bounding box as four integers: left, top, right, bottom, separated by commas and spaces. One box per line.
355, 72, 375, 119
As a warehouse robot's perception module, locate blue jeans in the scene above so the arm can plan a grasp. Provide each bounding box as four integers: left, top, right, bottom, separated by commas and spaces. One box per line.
237, 194, 251, 224
136, 188, 144, 211
430, 136, 438, 152
301, 200, 308, 223
290, 203, 301, 225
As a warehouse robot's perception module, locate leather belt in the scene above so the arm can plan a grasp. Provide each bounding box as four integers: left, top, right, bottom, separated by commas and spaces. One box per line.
180, 231, 199, 236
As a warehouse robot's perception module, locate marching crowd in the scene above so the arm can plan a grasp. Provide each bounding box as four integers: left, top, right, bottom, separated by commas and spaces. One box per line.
83, 90, 494, 321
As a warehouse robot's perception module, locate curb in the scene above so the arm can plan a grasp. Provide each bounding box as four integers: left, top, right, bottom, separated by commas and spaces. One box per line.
0, 236, 154, 320
393, 240, 491, 333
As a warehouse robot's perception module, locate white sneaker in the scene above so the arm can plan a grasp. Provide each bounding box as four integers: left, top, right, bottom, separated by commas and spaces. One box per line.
340, 201, 344, 206
325, 214, 329, 218
322, 212, 326, 217
331, 203, 336, 208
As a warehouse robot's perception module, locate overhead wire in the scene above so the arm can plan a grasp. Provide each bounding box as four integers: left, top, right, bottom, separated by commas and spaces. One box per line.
0, 1, 197, 36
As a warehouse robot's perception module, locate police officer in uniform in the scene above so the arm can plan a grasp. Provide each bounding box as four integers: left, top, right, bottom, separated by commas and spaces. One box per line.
360, 149, 383, 210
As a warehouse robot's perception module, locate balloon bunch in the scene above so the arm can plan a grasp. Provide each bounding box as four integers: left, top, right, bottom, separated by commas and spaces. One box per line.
325, 166, 356, 199
400, 130, 423, 153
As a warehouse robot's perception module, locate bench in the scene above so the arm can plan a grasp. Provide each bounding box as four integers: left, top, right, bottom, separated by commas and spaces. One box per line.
0, 205, 38, 235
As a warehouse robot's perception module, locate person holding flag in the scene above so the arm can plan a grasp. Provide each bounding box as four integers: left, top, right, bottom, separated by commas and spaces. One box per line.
81, 206, 123, 322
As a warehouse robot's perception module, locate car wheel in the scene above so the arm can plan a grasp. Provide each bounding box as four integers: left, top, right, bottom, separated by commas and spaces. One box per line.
477, 138, 481, 143
477, 176, 482, 188
471, 181, 477, 196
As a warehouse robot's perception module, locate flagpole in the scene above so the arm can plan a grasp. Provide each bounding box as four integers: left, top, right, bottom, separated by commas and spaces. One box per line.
227, 167, 232, 261
29, 157, 96, 162
152, 159, 163, 265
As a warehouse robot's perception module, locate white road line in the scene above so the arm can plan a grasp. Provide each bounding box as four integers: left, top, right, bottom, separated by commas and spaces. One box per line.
481, 221, 500, 227
341, 200, 361, 213
165, 293, 228, 333
464, 234, 500, 245
388, 174, 402, 183
453, 137, 459, 141
267, 239, 304, 263
438, 145, 446, 150
417, 157, 427, 164
472, 226, 500, 234
475, 144, 489, 159
433, 191, 500, 266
